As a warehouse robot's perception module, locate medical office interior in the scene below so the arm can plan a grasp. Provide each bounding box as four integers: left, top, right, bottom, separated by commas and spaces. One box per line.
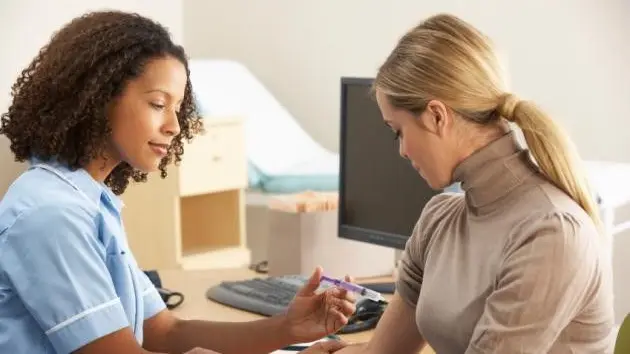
1, 0, 630, 353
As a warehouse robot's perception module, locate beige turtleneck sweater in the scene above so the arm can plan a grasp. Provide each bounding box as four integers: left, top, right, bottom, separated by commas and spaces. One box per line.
396, 131, 615, 353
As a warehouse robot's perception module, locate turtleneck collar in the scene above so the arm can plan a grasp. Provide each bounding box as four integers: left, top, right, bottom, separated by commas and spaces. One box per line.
451, 130, 538, 213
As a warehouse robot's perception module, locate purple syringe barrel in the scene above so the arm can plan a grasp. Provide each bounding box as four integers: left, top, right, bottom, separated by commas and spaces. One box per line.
321, 275, 385, 302
321, 275, 365, 294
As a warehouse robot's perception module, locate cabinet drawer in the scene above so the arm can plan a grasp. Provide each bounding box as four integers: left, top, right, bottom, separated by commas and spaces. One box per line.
179, 121, 247, 197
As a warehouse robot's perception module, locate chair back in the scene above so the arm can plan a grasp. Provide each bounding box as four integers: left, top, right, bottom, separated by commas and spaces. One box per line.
615, 313, 630, 354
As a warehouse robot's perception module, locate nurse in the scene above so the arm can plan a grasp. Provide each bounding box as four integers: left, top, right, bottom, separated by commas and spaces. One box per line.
0, 10, 354, 354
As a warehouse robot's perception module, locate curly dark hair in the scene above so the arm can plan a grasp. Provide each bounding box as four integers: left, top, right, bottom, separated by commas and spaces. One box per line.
0, 10, 202, 195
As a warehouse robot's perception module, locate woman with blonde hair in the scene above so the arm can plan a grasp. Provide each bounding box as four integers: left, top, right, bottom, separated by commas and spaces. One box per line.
337, 13, 614, 354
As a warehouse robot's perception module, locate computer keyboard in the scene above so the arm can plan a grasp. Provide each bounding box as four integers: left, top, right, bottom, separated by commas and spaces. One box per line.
205, 275, 312, 317
206, 275, 388, 334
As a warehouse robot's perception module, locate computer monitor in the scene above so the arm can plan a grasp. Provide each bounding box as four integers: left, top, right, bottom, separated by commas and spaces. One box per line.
338, 77, 442, 251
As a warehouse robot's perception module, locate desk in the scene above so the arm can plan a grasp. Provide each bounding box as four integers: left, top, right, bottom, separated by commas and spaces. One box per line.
160, 268, 434, 354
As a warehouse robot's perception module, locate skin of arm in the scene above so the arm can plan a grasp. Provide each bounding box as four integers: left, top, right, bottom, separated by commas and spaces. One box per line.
74, 309, 346, 354
142, 310, 297, 354
335, 293, 426, 354
140, 269, 355, 354
73, 327, 166, 354
74, 310, 295, 354
72, 327, 218, 354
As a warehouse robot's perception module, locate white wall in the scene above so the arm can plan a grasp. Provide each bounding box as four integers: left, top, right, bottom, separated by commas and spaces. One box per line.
0, 0, 183, 197
183, 0, 630, 162
182, 0, 630, 322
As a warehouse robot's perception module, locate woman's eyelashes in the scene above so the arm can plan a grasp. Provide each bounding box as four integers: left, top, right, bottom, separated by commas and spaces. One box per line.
383, 122, 401, 140
150, 102, 165, 111
150, 102, 183, 116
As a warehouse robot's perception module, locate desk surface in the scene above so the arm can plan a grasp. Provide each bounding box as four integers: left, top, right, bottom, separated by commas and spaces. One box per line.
160, 268, 434, 354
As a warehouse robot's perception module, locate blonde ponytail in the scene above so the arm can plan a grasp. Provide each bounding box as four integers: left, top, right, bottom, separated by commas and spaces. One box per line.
374, 13, 602, 230
498, 94, 602, 228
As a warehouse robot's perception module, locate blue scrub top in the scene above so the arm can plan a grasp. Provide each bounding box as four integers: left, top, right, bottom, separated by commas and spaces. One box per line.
0, 159, 166, 353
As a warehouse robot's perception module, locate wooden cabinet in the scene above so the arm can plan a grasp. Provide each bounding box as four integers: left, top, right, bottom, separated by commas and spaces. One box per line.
121, 117, 250, 270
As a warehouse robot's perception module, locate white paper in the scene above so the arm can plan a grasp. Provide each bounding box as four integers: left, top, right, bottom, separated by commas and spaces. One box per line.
270, 337, 332, 353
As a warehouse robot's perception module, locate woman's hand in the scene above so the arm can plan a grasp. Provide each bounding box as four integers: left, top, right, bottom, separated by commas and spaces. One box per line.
298, 340, 347, 353
285, 267, 356, 342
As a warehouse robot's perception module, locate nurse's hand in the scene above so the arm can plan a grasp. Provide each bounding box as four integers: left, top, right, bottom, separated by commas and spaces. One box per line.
298, 340, 347, 353
285, 267, 356, 342
184, 348, 222, 354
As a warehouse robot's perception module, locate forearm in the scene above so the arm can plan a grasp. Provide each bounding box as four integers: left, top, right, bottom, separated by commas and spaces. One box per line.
334, 343, 368, 353
336, 341, 427, 354
164, 315, 295, 354
340, 294, 426, 354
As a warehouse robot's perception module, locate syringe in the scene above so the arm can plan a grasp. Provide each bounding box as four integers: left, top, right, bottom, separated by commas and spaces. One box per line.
320, 275, 386, 302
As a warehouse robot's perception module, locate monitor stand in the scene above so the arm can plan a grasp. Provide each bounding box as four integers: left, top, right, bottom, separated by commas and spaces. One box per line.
356, 259, 399, 294
359, 282, 395, 294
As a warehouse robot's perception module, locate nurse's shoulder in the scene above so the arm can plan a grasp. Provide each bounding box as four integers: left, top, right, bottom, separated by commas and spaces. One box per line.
0, 164, 100, 240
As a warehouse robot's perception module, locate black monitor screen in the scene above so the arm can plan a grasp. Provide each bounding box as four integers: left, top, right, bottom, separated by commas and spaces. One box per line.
338, 78, 441, 250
